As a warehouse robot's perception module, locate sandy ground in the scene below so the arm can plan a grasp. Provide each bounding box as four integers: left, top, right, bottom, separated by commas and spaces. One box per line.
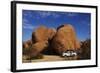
22, 55, 78, 63
23, 55, 65, 63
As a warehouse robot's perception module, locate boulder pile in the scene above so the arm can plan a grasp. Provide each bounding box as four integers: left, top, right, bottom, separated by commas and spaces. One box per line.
23, 24, 80, 59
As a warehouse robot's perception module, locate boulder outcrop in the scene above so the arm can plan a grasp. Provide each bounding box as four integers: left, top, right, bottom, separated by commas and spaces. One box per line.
51, 24, 80, 55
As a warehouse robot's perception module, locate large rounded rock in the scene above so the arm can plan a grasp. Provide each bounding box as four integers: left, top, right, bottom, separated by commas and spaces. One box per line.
51, 24, 80, 55
30, 26, 56, 58
30, 41, 48, 57
32, 26, 56, 43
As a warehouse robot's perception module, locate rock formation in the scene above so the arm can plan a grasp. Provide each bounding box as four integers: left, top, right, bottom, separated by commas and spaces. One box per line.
30, 26, 56, 58
80, 39, 91, 59
51, 24, 80, 55
30, 41, 48, 57
32, 26, 56, 43
23, 24, 81, 60
23, 40, 32, 55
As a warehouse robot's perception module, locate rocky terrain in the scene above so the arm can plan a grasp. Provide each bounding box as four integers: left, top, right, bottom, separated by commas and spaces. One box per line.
22, 24, 90, 63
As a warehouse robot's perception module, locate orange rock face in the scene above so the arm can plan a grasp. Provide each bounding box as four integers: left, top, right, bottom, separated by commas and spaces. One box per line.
30, 41, 48, 57
23, 24, 80, 59
30, 26, 56, 57
32, 26, 56, 43
51, 24, 80, 55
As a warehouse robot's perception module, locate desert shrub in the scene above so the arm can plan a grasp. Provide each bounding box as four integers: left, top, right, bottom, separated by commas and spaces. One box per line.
80, 39, 91, 59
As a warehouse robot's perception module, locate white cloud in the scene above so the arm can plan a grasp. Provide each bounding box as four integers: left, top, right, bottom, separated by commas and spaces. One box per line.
37, 11, 60, 18
37, 11, 51, 17
37, 11, 79, 19
23, 25, 33, 29
80, 21, 90, 27
23, 11, 32, 17
52, 13, 60, 18
23, 24, 39, 30
23, 18, 29, 24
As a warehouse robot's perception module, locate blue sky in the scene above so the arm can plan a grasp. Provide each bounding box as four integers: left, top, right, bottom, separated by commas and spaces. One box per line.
22, 10, 91, 42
